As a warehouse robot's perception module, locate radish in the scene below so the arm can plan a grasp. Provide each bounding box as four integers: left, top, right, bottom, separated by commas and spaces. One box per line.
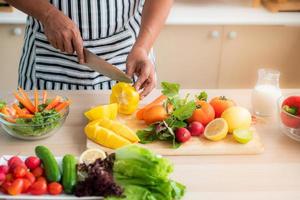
188, 121, 204, 136
175, 128, 191, 143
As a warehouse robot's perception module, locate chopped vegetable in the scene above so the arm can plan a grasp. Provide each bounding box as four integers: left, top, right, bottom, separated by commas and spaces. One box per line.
137, 82, 196, 148
34, 89, 39, 113
42, 90, 47, 104
45, 96, 61, 110
136, 95, 166, 120
13, 92, 35, 113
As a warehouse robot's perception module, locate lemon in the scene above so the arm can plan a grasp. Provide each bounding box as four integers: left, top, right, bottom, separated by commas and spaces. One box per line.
233, 129, 253, 144
221, 106, 252, 133
84, 103, 118, 121
204, 118, 228, 141
79, 148, 107, 165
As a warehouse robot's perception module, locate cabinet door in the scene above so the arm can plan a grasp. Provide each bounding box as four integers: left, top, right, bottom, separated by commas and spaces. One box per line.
219, 26, 300, 88
154, 25, 223, 89
0, 24, 25, 93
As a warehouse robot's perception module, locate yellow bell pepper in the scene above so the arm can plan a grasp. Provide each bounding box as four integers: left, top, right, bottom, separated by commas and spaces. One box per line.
110, 82, 139, 115
84, 103, 118, 121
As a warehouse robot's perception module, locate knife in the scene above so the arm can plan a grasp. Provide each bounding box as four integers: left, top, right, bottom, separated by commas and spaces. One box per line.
83, 48, 133, 83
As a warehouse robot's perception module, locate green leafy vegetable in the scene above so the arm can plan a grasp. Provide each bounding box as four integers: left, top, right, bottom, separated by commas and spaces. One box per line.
137, 82, 197, 148
105, 145, 186, 200
0, 100, 6, 110
197, 91, 208, 101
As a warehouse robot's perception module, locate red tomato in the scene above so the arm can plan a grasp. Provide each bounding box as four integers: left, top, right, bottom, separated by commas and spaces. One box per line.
28, 178, 47, 195
1, 181, 12, 194
188, 100, 215, 126
6, 178, 24, 195
24, 171, 35, 184
32, 167, 44, 178
48, 182, 63, 195
25, 156, 41, 170
36, 177, 47, 183
280, 111, 300, 129
282, 96, 300, 113
210, 96, 236, 118
175, 128, 191, 143
21, 178, 31, 193
13, 166, 27, 178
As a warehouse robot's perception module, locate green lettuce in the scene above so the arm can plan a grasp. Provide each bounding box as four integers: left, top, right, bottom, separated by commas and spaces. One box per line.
106, 145, 186, 200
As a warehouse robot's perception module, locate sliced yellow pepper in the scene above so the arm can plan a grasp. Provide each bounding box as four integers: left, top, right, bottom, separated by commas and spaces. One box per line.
110, 82, 139, 115
84, 103, 118, 121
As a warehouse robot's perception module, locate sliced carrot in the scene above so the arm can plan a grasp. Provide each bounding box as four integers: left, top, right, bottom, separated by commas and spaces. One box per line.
18, 113, 34, 119
1, 106, 16, 123
14, 92, 36, 113
22, 108, 30, 114
34, 89, 39, 113
45, 96, 61, 110
42, 90, 47, 104
12, 103, 25, 116
18, 87, 35, 112
54, 100, 70, 112
136, 95, 167, 120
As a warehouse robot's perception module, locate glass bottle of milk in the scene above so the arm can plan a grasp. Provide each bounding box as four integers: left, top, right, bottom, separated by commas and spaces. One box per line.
252, 68, 282, 117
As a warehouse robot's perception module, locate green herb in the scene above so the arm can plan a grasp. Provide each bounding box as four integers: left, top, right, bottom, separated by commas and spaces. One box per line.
197, 91, 208, 101
137, 82, 196, 148
0, 100, 6, 110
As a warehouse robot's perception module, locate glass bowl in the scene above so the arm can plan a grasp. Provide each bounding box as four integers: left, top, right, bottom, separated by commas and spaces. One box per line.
277, 95, 300, 141
0, 93, 69, 140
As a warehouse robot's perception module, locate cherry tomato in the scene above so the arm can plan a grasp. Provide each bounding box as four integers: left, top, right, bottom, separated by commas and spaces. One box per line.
5, 173, 14, 182
7, 178, 24, 195
210, 96, 236, 118
0, 165, 9, 174
24, 171, 35, 184
25, 156, 41, 170
36, 176, 47, 183
21, 178, 31, 193
48, 182, 63, 195
188, 100, 215, 126
13, 166, 27, 178
32, 167, 44, 178
1, 181, 12, 194
175, 128, 191, 143
28, 178, 47, 195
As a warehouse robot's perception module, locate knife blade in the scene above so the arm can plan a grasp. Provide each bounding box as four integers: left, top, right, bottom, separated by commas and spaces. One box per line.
83, 48, 132, 83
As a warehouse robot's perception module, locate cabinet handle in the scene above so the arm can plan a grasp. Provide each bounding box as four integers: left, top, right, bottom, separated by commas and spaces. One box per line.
228, 31, 237, 40
12, 27, 22, 36
210, 30, 220, 39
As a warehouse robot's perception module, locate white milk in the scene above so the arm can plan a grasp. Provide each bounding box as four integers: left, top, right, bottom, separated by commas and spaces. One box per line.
252, 84, 282, 116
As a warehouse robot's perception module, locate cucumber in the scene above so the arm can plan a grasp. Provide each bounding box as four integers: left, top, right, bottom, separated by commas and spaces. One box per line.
35, 145, 61, 182
62, 154, 77, 194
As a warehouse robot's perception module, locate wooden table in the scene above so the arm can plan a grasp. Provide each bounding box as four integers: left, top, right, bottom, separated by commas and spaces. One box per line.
1, 89, 300, 200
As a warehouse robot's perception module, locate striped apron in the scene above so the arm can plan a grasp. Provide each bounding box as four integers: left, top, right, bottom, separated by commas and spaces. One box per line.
18, 0, 147, 90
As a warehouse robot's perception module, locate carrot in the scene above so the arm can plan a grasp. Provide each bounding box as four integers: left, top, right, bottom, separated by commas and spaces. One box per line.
136, 95, 167, 120
42, 90, 47, 104
14, 92, 36, 113
18, 87, 35, 112
34, 89, 39, 113
1, 106, 16, 123
18, 113, 34, 119
22, 108, 30, 114
45, 96, 61, 110
12, 103, 25, 116
54, 100, 70, 112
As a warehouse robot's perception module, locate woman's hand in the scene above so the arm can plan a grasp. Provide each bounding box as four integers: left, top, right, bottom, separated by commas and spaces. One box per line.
42, 8, 84, 64
126, 47, 156, 99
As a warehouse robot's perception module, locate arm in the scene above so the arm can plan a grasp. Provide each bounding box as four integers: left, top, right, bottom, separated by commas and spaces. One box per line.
126, 0, 173, 98
4, 0, 84, 63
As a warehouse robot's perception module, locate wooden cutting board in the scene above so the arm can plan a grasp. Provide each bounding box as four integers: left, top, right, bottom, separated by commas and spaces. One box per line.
87, 113, 264, 155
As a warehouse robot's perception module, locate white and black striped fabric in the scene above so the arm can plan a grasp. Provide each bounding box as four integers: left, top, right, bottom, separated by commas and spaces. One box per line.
18, 0, 147, 90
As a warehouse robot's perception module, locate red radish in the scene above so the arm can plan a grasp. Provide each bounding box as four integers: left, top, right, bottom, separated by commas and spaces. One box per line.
188, 121, 204, 136
0, 165, 9, 174
25, 156, 41, 170
175, 128, 191, 143
8, 156, 22, 168
0, 172, 6, 182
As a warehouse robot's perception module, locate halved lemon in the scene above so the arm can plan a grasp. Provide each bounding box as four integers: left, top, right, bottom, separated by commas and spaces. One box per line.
84, 103, 118, 121
79, 148, 107, 165
233, 129, 253, 144
204, 118, 228, 141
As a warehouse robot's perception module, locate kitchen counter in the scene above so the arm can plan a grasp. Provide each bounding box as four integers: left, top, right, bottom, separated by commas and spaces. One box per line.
1, 0, 300, 25
1, 89, 300, 200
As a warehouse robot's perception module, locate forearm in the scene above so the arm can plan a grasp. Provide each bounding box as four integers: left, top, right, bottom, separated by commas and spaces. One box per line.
4, 0, 57, 23
134, 0, 173, 53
